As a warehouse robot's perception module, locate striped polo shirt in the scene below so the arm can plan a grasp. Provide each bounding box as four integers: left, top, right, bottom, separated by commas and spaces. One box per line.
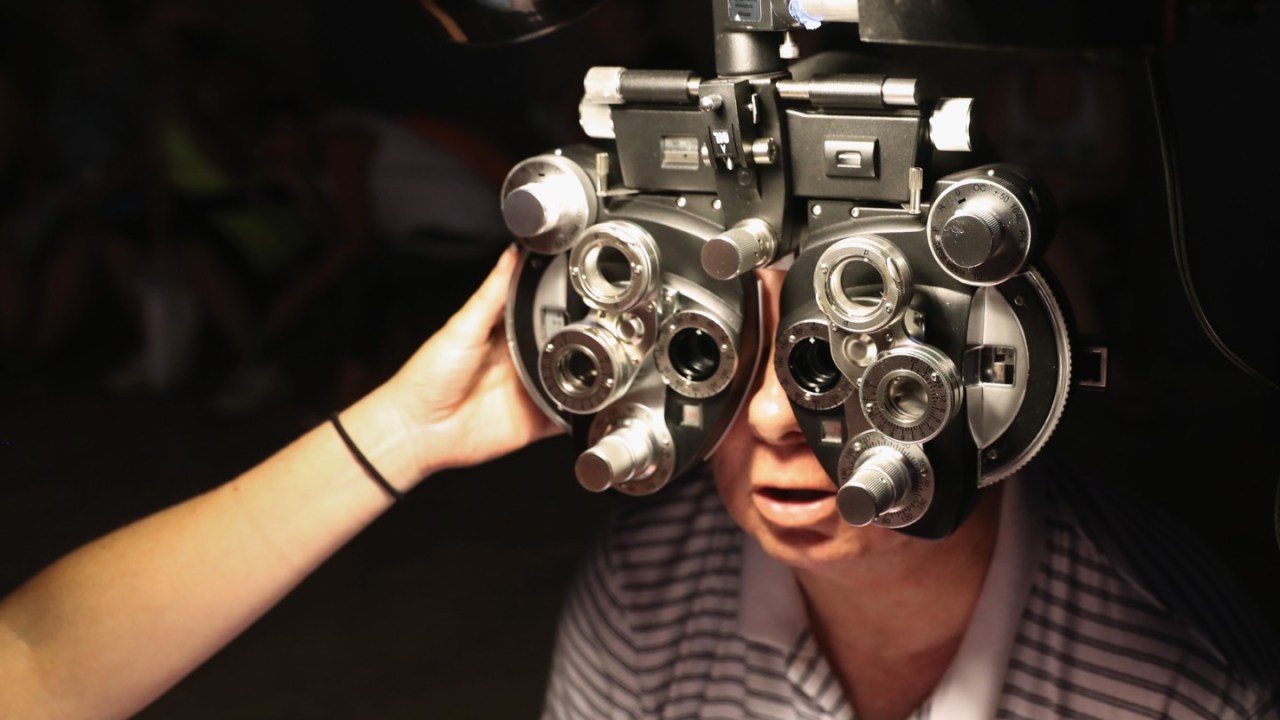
540, 459, 1280, 719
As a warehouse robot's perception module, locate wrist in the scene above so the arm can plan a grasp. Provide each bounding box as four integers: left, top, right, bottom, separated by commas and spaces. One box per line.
328, 411, 402, 502
335, 385, 431, 496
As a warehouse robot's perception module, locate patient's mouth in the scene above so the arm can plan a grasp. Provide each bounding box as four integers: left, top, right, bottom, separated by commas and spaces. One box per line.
757, 487, 833, 503
752, 485, 836, 527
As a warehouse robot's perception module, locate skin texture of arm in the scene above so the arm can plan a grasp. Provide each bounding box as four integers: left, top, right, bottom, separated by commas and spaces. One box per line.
0, 246, 559, 720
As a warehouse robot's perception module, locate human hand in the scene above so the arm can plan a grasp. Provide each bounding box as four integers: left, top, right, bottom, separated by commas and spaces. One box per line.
378, 246, 564, 478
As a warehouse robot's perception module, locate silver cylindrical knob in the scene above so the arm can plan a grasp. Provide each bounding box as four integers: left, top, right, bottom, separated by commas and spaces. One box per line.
500, 154, 596, 255
838, 448, 912, 526
701, 218, 777, 281
939, 204, 1003, 268
575, 422, 655, 492
929, 97, 973, 152
751, 138, 778, 166
502, 182, 563, 238
582, 66, 625, 105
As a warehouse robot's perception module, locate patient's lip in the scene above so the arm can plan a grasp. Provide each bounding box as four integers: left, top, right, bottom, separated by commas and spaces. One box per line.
751, 486, 836, 528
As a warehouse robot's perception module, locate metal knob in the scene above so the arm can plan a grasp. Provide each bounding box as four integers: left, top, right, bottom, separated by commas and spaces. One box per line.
575, 422, 656, 492
926, 166, 1042, 286
938, 204, 1003, 269
502, 182, 564, 238
701, 218, 777, 281
928, 98, 974, 153
500, 153, 596, 254
838, 448, 912, 526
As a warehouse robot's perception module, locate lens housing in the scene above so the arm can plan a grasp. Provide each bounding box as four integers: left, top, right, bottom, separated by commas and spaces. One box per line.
775, 319, 855, 411
670, 329, 718, 381
860, 344, 962, 443
790, 337, 840, 395
569, 221, 660, 312
814, 235, 913, 334
655, 310, 738, 399
538, 323, 636, 414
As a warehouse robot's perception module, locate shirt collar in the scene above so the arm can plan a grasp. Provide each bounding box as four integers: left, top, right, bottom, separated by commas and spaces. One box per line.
915, 470, 1047, 720
737, 470, 1048, 718
740, 533, 808, 649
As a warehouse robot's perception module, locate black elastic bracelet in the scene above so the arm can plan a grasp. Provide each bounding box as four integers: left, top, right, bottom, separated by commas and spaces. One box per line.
329, 411, 403, 502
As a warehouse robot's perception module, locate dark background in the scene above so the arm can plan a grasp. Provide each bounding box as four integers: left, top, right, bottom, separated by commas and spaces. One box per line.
1, 1, 1278, 718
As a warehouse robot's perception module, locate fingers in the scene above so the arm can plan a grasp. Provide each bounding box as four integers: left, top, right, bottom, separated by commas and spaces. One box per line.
440, 245, 518, 343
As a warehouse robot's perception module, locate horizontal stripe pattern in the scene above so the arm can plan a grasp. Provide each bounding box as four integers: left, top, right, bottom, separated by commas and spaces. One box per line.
541, 473, 845, 720
542, 463, 1280, 719
998, 461, 1280, 719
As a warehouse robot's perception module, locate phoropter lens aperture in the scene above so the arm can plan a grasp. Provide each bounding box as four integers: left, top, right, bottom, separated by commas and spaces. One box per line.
669, 327, 720, 382
538, 323, 635, 414
774, 319, 854, 411
585, 245, 633, 295
789, 337, 841, 395
557, 347, 601, 397
569, 220, 660, 312
881, 373, 929, 426
859, 344, 962, 443
838, 259, 885, 314
655, 310, 738, 399
814, 235, 913, 334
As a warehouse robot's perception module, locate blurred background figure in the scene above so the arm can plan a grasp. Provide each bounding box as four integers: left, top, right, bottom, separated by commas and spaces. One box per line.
92, 0, 517, 416
99, 1, 318, 408
0, 0, 147, 380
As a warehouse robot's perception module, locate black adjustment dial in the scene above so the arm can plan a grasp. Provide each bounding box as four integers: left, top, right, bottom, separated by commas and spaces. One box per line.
927, 166, 1045, 286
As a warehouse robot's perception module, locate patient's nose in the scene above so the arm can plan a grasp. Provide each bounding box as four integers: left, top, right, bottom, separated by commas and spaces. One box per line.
746, 269, 806, 447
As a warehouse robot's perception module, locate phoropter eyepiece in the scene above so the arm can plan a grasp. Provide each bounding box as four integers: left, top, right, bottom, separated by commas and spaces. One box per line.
814, 236, 914, 334
655, 310, 740, 399
569, 221, 660, 312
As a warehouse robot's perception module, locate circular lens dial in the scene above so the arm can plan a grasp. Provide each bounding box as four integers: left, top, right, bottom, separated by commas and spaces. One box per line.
814, 235, 913, 334
538, 323, 635, 414
860, 344, 962, 443
775, 319, 856, 411
569, 221, 660, 312
655, 310, 739, 399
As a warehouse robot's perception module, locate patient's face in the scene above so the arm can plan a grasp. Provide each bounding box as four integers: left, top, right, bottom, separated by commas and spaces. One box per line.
710, 269, 921, 574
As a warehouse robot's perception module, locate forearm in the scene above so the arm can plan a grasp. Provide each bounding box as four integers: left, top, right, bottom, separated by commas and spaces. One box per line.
0, 383, 425, 720
0, 244, 553, 720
